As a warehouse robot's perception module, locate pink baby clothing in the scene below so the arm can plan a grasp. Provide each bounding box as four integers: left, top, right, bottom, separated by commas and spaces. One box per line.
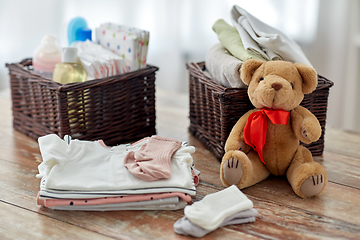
124, 136, 182, 181
191, 169, 200, 186
50, 197, 187, 211
38, 192, 192, 208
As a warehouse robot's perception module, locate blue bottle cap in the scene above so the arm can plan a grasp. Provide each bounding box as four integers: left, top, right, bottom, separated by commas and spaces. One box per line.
77, 28, 92, 41
67, 17, 88, 45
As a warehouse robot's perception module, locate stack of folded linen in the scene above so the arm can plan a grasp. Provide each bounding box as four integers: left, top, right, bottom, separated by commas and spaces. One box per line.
174, 185, 258, 238
206, 5, 311, 88
36, 134, 198, 211
96, 23, 149, 72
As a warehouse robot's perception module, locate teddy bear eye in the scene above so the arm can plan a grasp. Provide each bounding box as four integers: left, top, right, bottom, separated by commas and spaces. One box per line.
259, 77, 264, 82
290, 82, 294, 89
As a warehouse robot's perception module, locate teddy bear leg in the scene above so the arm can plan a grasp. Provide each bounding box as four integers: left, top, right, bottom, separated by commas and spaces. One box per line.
286, 146, 327, 198
220, 150, 270, 189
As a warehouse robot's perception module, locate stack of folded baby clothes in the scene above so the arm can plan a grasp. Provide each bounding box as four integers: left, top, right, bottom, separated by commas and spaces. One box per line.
36, 134, 199, 211
174, 185, 258, 238
206, 5, 311, 88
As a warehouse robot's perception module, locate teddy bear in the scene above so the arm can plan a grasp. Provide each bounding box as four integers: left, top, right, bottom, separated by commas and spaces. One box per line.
220, 59, 327, 198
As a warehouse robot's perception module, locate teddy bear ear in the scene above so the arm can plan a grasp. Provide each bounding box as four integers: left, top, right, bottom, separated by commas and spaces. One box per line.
294, 63, 318, 94
240, 59, 266, 85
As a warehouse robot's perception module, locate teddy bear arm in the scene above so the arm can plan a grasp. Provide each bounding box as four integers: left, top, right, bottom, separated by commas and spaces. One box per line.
291, 106, 321, 144
224, 110, 255, 152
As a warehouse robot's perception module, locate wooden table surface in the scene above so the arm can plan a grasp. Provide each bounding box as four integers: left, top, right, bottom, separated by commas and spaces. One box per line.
1, 88, 360, 240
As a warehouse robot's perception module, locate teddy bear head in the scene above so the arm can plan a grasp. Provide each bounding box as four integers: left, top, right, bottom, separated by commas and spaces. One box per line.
240, 60, 318, 111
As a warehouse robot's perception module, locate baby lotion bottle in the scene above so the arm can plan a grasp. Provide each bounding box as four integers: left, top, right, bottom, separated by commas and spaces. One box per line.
33, 35, 61, 79
53, 47, 88, 132
53, 47, 87, 84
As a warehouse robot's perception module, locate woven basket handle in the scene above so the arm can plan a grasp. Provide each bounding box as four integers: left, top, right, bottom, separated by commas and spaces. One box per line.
19, 58, 33, 66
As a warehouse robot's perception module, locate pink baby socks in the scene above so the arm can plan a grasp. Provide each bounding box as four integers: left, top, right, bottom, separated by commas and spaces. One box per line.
124, 136, 182, 181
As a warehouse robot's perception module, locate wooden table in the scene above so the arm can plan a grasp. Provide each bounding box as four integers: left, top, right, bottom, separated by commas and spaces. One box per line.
1, 88, 360, 239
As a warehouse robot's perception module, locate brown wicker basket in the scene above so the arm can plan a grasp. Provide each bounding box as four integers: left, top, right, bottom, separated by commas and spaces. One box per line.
6, 58, 159, 145
187, 62, 334, 161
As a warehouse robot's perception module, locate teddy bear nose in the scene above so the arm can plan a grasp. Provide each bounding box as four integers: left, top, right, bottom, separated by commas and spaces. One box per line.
271, 83, 283, 91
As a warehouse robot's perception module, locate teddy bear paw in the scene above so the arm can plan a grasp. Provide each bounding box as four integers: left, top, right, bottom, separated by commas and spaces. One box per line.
301, 127, 309, 139
223, 158, 243, 185
301, 117, 321, 142
300, 174, 325, 197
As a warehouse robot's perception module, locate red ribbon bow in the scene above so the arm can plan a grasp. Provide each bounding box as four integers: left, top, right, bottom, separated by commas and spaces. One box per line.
243, 108, 289, 164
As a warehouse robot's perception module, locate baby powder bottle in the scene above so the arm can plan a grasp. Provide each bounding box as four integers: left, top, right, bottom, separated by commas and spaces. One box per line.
33, 35, 61, 79
53, 47, 87, 84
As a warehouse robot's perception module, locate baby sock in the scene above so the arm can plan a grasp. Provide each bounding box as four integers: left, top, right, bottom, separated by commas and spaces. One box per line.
124, 136, 182, 181
184, 185, 253, 231
174, 209, 258, 238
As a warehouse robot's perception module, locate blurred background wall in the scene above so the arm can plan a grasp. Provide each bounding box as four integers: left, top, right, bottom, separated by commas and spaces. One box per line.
0, 0, 359, 133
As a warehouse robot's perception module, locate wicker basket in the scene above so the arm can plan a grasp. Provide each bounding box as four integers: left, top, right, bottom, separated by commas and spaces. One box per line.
6, 58, 159, 145
187, 62, 334, 161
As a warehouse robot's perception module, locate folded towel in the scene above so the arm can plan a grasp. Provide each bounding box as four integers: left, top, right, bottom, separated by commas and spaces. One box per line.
205, 43, 247, 88
231, 5, 311, 66
212, 19, 266, 62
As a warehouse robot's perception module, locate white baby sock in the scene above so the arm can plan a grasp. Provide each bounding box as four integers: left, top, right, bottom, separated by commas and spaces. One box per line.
174, 209, 258, 238
184, 185, 253, 231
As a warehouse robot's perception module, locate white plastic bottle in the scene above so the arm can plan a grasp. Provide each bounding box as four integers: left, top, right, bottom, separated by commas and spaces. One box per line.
53, 47, 87, 84
33, 35, 61, 79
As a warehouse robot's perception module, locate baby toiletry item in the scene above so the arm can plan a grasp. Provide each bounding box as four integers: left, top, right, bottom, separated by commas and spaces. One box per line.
72, 40, 128, 79
77, 28, 92, 42
68, 17, 92, 45
33, 35, 61, 79
96, 23, 149, 72
53, 47, 87, 84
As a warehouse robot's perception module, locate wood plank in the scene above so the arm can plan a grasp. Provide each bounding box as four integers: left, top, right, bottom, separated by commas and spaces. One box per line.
191, 149, 360, 226
0, 201, 115, 240
1, 153, 360, 240
315, 152, 360, 189
1, 96, 360, 233
156, 89, 190, 141
0, 158, 257, 239
243, 178, 360, 226
0, 129, 41, 169
189, 184, 360, 240
325, 126, 360, 159
2, 88, 360, 239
